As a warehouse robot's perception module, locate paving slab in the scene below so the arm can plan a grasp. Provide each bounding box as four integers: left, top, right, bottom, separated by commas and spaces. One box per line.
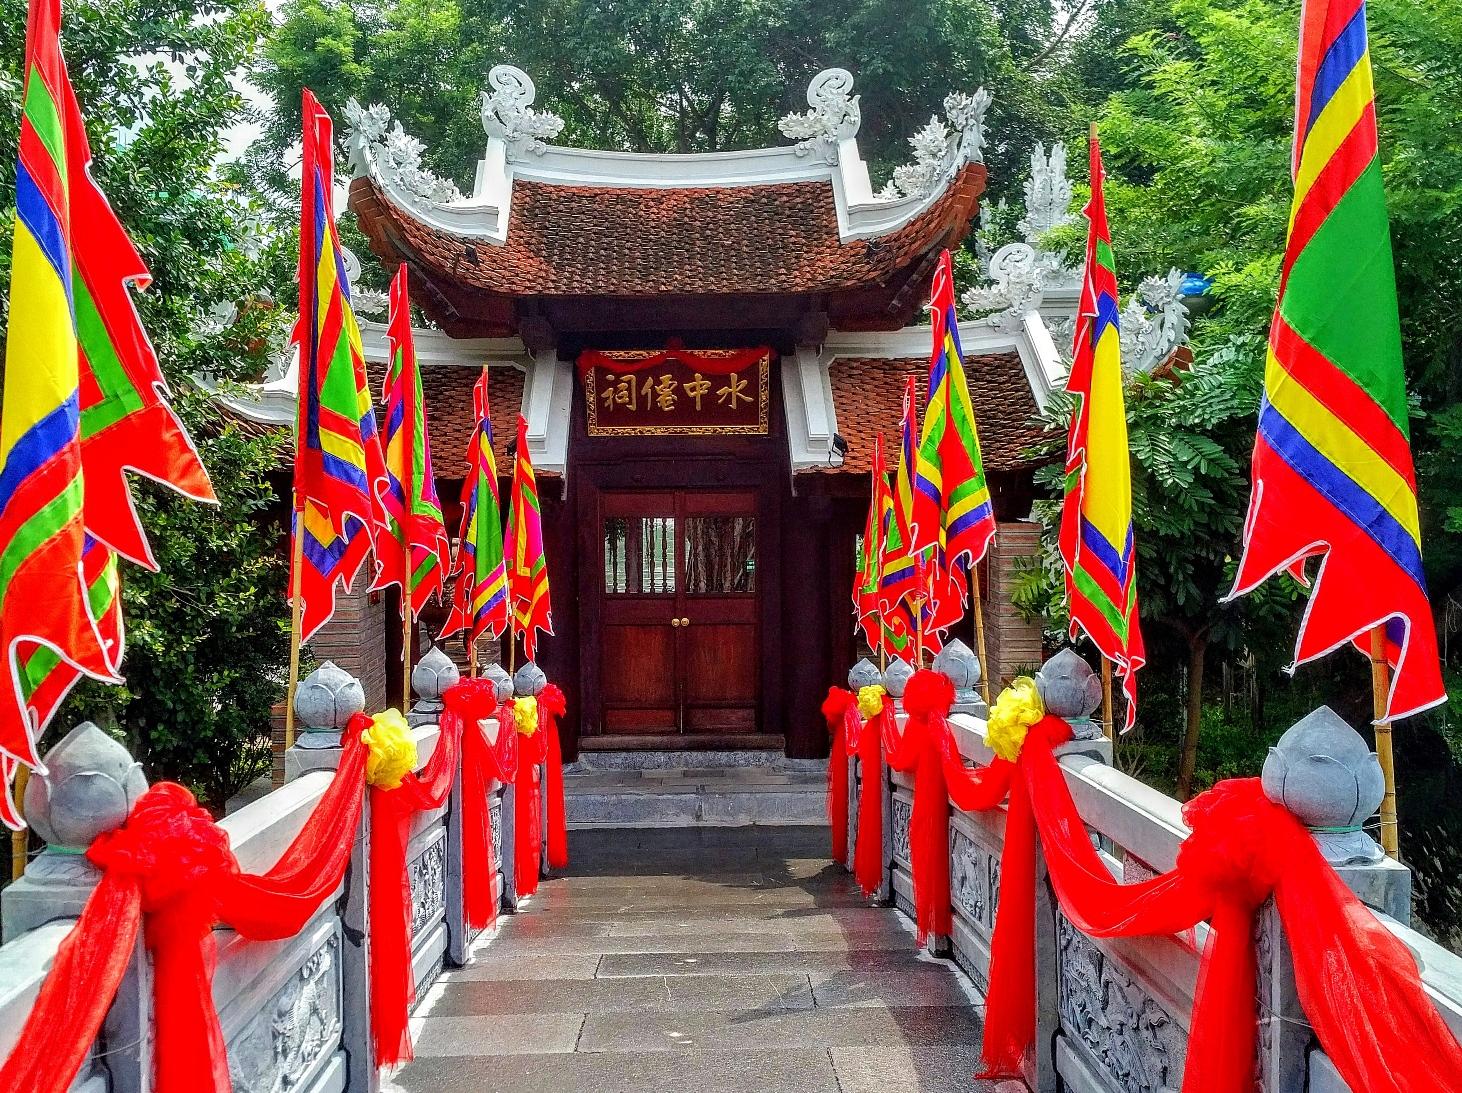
394, 824, 997, 1093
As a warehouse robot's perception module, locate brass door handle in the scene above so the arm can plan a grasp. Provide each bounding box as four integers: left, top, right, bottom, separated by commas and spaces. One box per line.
680, 617, 689, 626
671, 618, 681, 627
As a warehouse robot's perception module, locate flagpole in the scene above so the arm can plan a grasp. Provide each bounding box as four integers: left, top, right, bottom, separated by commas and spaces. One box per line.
283, 511, 305, 776
400, 506, 413, 712
1370, 625, 1400, 860
1101, 657, 1114, 739
11, 769, 28, 879
969, 560, 992, 708
468, 635, 478, 679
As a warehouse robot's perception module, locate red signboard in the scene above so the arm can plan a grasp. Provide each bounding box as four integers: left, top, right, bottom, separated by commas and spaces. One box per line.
580, 348, 771, 436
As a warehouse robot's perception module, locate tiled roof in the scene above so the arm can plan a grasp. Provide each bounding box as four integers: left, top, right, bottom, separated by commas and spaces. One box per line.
818, 354, 1044, 475
350, 163, 984, 301
421, 365, 526, 477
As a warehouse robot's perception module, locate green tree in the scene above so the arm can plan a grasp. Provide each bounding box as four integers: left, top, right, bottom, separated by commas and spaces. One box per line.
0, 0, 295, 809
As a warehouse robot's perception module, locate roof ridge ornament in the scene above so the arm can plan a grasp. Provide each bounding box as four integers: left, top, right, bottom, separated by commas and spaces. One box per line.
343, 97, 463, 207
877, 88, 992, 202
481, 65, 565, 162
779, 68, 862, 165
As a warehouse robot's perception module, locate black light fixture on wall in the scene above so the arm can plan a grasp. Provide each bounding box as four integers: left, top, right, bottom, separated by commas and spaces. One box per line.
829, 433, 849, 467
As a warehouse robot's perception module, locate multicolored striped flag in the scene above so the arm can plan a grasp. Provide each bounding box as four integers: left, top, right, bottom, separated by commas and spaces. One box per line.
1229, 0, 1444, 719
854, 434, 891, 650
373, 265, 449, 619
442, 370, 509, 645
291, 89, 388, 642
878, 378, 955, 661
67, 70, 214, 571
504, 414, 553, 661
0, 0, 125, 793
910, 250, 997, 572
1059, 134, 1145, 730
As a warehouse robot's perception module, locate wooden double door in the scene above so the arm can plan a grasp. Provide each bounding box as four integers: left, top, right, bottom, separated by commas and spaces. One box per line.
598, 490, 760, 737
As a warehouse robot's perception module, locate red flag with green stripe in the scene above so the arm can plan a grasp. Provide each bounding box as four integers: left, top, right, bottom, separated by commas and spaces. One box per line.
504, 414, 552, 661
373, 264, 449, 618
1230, 0, 1444, 720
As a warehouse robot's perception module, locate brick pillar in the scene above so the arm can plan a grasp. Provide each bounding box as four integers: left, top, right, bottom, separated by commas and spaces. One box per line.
984, 520, 1045, 689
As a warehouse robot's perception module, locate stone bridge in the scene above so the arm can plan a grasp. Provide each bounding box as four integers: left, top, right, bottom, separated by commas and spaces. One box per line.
2, 653, 1460, 1093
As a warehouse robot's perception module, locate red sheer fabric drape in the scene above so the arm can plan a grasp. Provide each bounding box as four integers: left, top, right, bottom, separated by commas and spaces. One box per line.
822, 688, 855, 862
510, 699, 549, 899
540, 684, 569, 870
854, 705, 892, 898
0, 736, 370, 1093
369, 709, 462, 1068
444, 678, 509, 930
883, 671, 956, 944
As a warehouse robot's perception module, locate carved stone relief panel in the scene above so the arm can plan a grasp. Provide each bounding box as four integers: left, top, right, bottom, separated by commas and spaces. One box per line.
988, 853, 1001, 923
1057, 915, 1186, 1093
409, 834, 447, 939
226, 932, 342, 1093
490, 793, 503, 871
891, 794, 913, 867
949, 828, 988, 929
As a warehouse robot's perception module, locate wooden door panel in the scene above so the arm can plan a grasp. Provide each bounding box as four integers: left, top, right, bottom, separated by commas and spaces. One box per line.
683, 625, 758, 702
602, 625, 676, 705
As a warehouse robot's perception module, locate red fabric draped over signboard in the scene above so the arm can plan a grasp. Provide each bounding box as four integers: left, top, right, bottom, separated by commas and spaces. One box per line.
577, 343, 771, 377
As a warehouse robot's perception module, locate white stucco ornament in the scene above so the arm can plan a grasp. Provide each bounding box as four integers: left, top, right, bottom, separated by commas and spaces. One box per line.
343, 97, 464, 204
481, 65, 565, 161
779, 68, 862, 165
877, 88, 991, 202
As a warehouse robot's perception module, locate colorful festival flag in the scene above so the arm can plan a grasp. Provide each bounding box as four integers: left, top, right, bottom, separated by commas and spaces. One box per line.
374, 265, 449, 618
1059, 134, 1146, 730
1229, 0, 1444, 719
504, 414, 553, 661
442, 370, 509, 645
0, 0, 126, 785
291, 89, 388, 643
910, 250, 997, 571
66, 71, 214, 571
855, 434, 891, 650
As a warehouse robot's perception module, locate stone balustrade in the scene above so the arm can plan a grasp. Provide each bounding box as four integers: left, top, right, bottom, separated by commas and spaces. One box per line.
845, 653, 1462, 1093
0, 652, 531, 1093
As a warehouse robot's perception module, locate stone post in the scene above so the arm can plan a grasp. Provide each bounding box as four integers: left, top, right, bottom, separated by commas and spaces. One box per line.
2, 723, 151, 1093
878, 660, 911, 906
1255, 706, 1411, 1093
514, 661, 550, 879
933, 639, 986, 718
285, 662, 377, 1093
1030, 649, 1108, 1093
484, 663, 519, 912
847, 659, 882, 875
410, 646, 476, 966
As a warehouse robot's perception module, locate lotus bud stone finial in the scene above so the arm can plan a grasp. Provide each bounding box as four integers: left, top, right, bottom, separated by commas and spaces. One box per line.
883, 658, 914, 699
848, 658, 883, 691
1035, 648, 1104, 739
932, 639, 981, 706
513, 660, 547, 697
484, 662, 514, 704
1262, 706, 1387, 865
293, 661, 366, 747
24, 723, 148, 850
412, 645, 460, 703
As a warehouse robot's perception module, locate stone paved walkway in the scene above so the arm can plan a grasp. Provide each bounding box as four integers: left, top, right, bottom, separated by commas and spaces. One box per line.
392, 826, 999, 1093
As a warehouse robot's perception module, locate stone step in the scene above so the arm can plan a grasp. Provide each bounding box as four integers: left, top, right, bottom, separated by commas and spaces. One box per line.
568, 748, 824, 773
564, 764, 829, 829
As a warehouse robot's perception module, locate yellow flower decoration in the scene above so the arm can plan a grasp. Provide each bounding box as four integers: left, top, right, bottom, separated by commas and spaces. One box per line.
514, 694, 539, 737
985, 677, 1045, 763
362, 708, 418, 790
857, 684, 886, 720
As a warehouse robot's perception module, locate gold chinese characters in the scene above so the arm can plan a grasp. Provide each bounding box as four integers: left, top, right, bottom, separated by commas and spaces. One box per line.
600, 370, 746, 413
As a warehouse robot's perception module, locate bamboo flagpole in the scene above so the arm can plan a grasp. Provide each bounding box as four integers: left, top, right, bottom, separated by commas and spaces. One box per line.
1370, 626, 1400, 860
1101, 657, 1114, 739
11, 768, 28, 879
468, 636, 478, 679
283, 516, 306, 756
969, 559, 992, 708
